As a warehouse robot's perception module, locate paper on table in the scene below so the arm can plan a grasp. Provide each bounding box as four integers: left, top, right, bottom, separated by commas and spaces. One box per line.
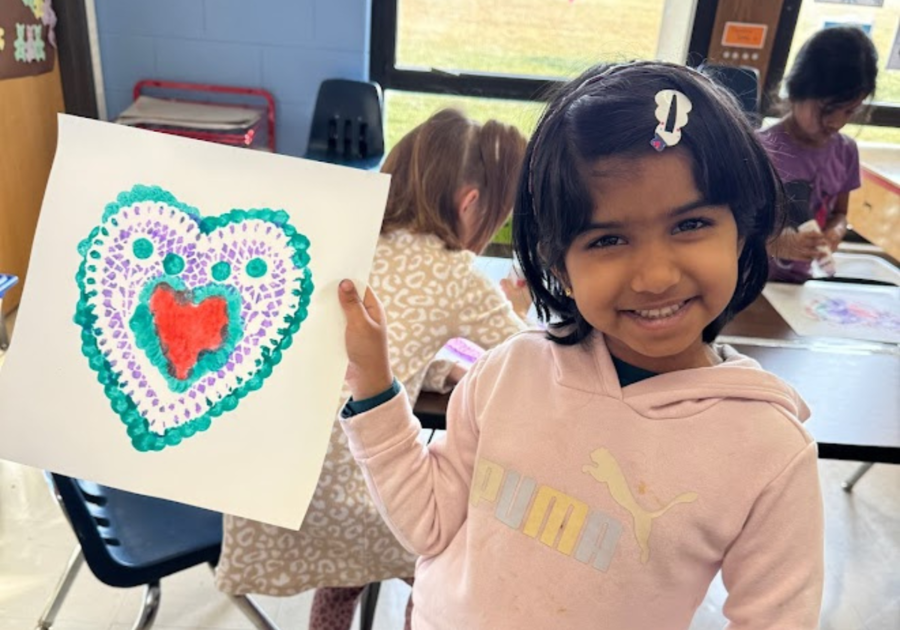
0, 115, 390, 529
832, 252, 900, 286
763, 281, 900, 345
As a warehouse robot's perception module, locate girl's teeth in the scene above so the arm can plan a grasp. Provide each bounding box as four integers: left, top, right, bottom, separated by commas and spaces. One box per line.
635, 301, 686, 319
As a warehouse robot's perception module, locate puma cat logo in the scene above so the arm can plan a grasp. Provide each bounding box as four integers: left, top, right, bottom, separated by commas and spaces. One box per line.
583, 448, 698, 563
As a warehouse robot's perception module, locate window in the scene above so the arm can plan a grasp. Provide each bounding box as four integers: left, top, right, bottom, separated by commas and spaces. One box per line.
395, 0, 668, 79
373, 0, 699, 146
384, 91, 542, 151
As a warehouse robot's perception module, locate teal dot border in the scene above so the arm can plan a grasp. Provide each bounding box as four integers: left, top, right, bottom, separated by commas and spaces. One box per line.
73, 184, 315, 453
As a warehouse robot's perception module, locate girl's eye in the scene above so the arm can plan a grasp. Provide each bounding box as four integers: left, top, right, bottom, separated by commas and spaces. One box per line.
673, 218, 711, 234
589, 234, 626, 249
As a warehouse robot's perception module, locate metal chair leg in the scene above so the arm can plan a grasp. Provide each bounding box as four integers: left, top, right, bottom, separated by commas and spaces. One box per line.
132, 582, 161, 630
842, 462, 875, 492
228, 594, 279, 629
204, 563, 279, 629
359, 582, 381, 630
35, 547, 85, 630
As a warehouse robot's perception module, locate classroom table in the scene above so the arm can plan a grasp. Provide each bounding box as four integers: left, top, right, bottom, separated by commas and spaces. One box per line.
414, 293, 900, 465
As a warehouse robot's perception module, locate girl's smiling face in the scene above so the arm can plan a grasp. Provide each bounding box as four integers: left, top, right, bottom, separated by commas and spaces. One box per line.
562, 150, 741, 373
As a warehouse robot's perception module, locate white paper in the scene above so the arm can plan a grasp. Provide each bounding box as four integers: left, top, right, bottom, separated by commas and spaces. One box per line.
0, 115, 390, 529
889, 21, 900, 71
815, 0, 883, 6
763, 281, 900, 344
833, 252, 900, 285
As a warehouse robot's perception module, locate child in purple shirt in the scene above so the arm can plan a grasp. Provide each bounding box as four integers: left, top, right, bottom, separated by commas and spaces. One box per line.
759, 26, 877, 282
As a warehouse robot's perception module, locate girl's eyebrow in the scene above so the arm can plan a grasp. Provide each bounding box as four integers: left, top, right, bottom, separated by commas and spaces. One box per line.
580, 198, 715, 232
669, 198, 713, 217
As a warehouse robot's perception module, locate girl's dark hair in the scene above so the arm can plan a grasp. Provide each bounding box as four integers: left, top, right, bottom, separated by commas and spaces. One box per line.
786, 26, 878, 106
380, 108, 526, 252
513, 61, 784, 345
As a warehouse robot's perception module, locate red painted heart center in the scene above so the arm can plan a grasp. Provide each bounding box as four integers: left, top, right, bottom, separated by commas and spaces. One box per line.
149, 284, 229, 380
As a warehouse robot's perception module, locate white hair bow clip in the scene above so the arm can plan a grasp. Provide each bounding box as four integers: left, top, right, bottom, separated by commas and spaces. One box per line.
651, 90, 693, 152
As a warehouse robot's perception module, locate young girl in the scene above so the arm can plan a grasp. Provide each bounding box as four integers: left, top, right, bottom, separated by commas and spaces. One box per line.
761, 26, 878, 282
215, 109, 529, 629
338, 62, 824, 629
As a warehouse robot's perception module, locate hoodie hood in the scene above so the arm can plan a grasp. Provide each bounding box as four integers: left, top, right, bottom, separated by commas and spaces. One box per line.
550, 332, 811, 422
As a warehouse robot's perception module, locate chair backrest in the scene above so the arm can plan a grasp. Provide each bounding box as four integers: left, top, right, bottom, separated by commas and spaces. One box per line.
306, 79, 385, 164
701, 64, 761, 125
49, 474, 222, 588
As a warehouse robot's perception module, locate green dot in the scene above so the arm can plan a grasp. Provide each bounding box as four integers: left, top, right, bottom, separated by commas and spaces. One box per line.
133, 238, 153, 259
246, 257, 267, 278
211, 261, 231, 281
163, 253, 185, 275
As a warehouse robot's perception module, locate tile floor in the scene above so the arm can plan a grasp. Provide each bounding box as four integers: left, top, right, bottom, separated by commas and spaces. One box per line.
1, 310, 898, 629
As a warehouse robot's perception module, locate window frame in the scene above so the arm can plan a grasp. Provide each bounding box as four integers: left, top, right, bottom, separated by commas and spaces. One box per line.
370, 0, 720, 103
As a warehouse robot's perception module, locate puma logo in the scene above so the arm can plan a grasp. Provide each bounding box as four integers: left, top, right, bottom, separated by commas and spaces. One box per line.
583, 448, 698, 563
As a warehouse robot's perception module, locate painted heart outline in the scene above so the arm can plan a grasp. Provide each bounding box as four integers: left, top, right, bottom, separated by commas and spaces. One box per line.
74, 185, 314, 452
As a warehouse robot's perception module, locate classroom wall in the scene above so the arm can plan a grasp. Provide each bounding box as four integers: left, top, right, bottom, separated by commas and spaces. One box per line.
93, 0, 371, 157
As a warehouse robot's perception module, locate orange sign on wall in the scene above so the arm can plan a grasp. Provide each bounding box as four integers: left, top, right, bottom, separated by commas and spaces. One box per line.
721, 21, 768, 50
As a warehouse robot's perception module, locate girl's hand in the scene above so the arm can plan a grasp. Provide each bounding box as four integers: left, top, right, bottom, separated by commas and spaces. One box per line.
774, 230, 828, 261
823, 227, 844, 252
338, 280, 394, 401
500, 277, 532, 319
824, 219, 847, 252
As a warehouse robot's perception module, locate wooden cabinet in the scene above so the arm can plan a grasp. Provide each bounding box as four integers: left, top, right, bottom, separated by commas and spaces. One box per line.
0, 58, 65, 314
848, 168, 900, 261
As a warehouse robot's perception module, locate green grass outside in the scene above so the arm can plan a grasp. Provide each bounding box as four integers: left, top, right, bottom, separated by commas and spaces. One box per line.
386, 0, 667, 153
396, 0, 666, 78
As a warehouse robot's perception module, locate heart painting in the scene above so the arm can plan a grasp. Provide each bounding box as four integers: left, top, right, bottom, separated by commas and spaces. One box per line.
74, 185, 314, 451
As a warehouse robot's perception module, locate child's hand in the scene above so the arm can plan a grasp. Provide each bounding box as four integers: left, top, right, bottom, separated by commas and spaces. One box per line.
500, 277, 532, 319
823, 227, 844, 252
775, 230, 828, 261
338, 280, 394, 401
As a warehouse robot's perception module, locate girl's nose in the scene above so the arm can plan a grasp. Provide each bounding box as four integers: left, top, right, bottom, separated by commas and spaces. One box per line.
630, 252, 681, 295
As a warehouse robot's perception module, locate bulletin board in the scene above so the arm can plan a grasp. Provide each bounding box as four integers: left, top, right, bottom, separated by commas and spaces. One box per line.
0, 0, 56, 81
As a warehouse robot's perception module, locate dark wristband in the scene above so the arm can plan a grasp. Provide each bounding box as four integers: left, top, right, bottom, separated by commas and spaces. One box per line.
340, 378, 401, 419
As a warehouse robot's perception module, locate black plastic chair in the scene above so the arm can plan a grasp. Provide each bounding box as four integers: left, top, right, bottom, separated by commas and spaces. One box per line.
701, 63, 761, 126
305, 79, 385, 170
36, 474, 278, 630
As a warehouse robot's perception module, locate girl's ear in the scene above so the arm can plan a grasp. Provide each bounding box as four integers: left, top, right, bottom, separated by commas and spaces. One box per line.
456, 186, 482, 251
457, 186, 480, 218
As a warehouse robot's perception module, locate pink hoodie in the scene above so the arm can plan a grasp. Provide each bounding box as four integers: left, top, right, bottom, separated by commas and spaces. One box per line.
342, 331, 824, 629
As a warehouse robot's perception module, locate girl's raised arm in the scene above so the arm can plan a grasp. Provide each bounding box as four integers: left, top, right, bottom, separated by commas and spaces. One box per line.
339, 281, 481, 556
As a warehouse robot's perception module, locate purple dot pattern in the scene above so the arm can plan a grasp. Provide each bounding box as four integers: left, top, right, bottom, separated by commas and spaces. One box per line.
84, 203, 308, 435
